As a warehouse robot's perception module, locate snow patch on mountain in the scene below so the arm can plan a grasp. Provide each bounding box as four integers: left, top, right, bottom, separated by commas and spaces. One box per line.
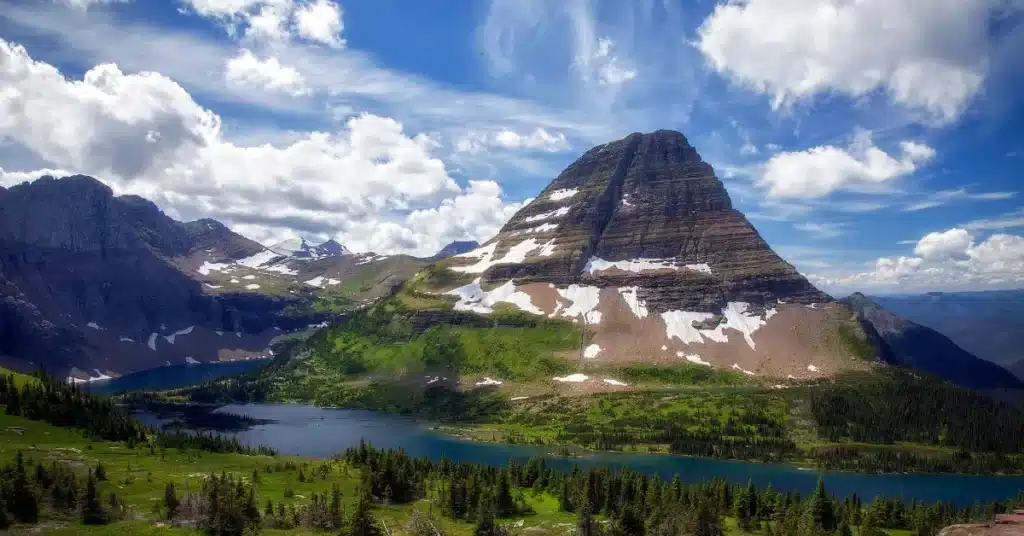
236, 250, 280, 268
524, 206, 571, 223
164, 326, 194, 345
446, 279, 544, 315
585, 257, 713, 275
548, 188, 579, 201
618, 287, 648, 318
452, 239, 549, 274
553, 285, 602, 324
553, 373, 589, 383
661, 302, 773, 350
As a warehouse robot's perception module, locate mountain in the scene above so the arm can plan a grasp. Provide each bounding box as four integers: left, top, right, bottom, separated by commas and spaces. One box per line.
429, 240, 480, 261
419, 130, 874, 379
840, 292, 1023, 390
1010, 359, 1024, 381
870, 290, 1024, 369
0, 175, 417, 380
268, 237, 352, 259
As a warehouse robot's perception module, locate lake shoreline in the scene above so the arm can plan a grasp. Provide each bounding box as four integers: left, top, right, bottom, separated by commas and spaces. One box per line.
127, 399, 1024, 479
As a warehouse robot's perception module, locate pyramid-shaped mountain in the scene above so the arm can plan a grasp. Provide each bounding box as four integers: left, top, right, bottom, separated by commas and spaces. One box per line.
438, 130, 871, 379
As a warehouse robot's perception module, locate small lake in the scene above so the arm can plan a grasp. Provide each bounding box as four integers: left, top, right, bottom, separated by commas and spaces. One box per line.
133, 403, 1024, 506
84, 360, 267, 395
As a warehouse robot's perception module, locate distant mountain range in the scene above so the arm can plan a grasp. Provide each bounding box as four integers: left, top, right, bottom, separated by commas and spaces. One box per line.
870, 290, 1024, 377
840, 293, 1023, 390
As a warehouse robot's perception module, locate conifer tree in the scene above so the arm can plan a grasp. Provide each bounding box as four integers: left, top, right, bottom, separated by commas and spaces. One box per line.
559, 479, 573, 513
164, 482, 180, 520
345, 479, 381, 536
474, 491, 497, 536
735, 485, 753, 532
801, 479, 835, 535
496, 469, 515, 516
577, 499, 598, 536
81, 470, 107, 525
0, 495, 11, 530
12, 451, 39, 524
331, 484, 344, 529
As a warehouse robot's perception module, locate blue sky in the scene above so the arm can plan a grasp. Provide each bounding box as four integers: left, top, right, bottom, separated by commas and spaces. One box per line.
0, 0, 1022, 294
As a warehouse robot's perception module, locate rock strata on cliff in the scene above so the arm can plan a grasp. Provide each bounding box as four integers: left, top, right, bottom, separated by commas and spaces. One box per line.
437, 130, 871, 379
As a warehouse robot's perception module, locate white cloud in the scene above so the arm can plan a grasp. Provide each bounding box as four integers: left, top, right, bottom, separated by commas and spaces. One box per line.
225, 49, 309, 96
903, 188, 1017, 211
696, 0, 1009, 122
962, 209, 1024, 231
0, 38, 524, 256
181, 0, 344, 47
577, 38, 637, 87
456, 128, 570, 154
294, 0, 345, 48
914, 228, 973, 260
811, 227, 1024, 291
758, 131, 935, 198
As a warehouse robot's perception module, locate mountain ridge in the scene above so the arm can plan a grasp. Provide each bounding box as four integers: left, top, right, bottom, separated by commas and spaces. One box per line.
0, 174, 420, 379
840, 292, 1023, 390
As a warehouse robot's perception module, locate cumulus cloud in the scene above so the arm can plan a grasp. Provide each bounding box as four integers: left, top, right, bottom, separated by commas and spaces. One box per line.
0, 38, 523, 256
180, 0, 344, 47
225, 49, 309, 96
455, 128, 570, 154
810, 227, 1024, 291
696, 0, 1011, 122
914, 228, 973, 260
294, 0, 345, 48
758, 131, 935, 198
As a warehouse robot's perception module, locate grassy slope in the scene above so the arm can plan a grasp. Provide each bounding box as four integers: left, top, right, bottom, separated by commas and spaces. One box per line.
1, 366, 35, 388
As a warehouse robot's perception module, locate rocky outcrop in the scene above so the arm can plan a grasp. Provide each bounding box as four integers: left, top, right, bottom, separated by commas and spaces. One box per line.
840, 293, 1024, 390
184, 219, 265, 260
437, 131, 869, 379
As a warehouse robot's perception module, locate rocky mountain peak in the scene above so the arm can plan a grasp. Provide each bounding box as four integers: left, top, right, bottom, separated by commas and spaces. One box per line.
436, 131, 863, 378
269, 237, 350, 259
316, 239, 350, 256
450, 129, 824, 309
430, 240, 480, 260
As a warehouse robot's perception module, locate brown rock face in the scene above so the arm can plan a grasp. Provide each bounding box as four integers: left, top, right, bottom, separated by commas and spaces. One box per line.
454, 130, 828, 313
442, 130, 869, 377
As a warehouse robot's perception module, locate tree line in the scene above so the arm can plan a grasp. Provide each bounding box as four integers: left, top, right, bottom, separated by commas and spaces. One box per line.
337, 441, 1024, 536
0, 372, 275, 456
